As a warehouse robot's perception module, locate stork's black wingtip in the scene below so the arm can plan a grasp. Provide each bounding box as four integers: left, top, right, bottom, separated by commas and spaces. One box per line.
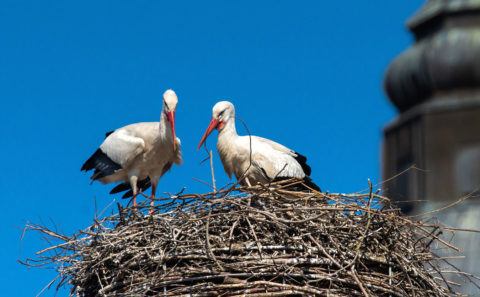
81, 148, 122, 180
293, 151, 312, 177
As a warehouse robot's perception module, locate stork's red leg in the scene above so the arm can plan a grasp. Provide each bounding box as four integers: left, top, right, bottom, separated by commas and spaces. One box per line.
149, 183, 157, 215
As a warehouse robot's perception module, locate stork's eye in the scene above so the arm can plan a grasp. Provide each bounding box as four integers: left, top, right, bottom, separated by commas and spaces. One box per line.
218, 110, 225, 118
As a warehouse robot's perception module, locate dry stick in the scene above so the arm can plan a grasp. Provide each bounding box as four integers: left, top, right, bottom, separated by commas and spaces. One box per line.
431, 250, 480, 290
228, 219, 239, 251
421, 224, 480, 233
191, 177, 213, 189
205, 207, 223, 271
416, 225, 460, 252
354, 180, 374, 255
388, 264, 393, 297
408, 189, 477, 218
307, 234, 342, 269
35, 274, 60, 297
210, 150, 216, 192
438, 271, 480, 281
359, 164, 422, 194
351, 265, 369, 297
96, 270, 105, 292
272, 163, 288, 181
246, 216, 263, 260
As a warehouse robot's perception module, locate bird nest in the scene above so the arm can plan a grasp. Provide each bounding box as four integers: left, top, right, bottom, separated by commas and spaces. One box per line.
23, 179, 478, 296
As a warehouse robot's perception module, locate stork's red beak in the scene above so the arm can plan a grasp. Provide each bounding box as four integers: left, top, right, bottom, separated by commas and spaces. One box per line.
167, 111, 176, 150
197, 117, 219, 150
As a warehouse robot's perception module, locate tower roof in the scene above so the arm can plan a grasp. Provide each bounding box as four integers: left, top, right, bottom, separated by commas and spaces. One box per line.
384, 0, 480, 112
408, 0, 480, 32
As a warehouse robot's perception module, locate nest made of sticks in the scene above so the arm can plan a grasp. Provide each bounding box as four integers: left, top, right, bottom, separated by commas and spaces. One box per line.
23, 179, 478, 296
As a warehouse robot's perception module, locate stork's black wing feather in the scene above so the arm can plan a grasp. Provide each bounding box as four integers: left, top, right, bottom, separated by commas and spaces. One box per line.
271, 151, 320, 192
81, 148, 122, 180
302, 176, 321, 192
120, 177, 152, 198
81, 131, 121, 179
293, 151, 312, 176
110, 182, 131, 194
105, 130, 114, 138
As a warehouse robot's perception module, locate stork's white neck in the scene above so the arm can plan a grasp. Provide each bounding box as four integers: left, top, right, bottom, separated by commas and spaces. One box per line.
218, 117, 237, 138
159, 111, 173, 141
216, 117, 238, 160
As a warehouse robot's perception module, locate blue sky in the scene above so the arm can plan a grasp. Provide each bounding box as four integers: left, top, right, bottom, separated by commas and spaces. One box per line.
1, 1, 420, 296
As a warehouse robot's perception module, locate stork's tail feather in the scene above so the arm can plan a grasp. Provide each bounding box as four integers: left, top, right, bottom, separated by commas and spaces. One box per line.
302, 176, 322, 192
105, 130, 114, 138
119, 177, 152, 198
110, 182, 131, 194
293, 152, 312, 176
81, 148, 122, 180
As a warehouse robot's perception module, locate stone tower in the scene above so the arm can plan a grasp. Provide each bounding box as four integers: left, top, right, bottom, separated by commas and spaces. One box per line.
383, 0, 480, 294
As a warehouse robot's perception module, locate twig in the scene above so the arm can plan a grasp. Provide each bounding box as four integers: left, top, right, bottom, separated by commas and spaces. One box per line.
210, 150, 216, 192
351, 265, 369, 297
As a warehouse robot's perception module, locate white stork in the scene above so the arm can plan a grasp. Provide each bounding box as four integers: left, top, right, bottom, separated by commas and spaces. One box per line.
81, 89, 182, 213
197, 101, 320, 191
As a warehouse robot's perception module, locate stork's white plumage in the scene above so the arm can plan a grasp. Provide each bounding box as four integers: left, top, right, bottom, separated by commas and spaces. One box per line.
197, 101, 320, 191
81, 90, 182, 212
